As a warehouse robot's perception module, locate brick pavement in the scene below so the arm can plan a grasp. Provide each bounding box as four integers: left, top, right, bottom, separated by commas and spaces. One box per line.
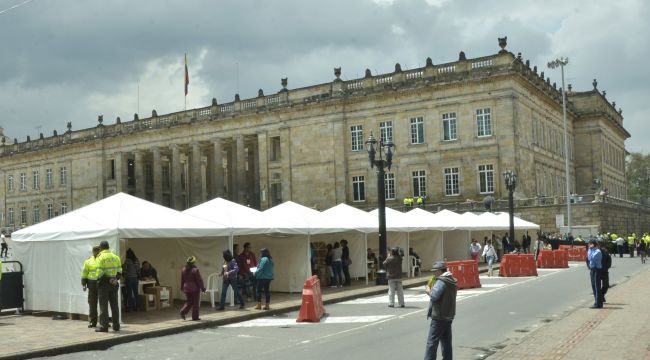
491, 265, 650, 360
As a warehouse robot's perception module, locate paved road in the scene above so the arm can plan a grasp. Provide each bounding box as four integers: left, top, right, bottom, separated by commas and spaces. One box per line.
40, 256, 644, 360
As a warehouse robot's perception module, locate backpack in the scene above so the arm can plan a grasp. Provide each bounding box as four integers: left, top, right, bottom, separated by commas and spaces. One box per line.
601, 249, 612, 270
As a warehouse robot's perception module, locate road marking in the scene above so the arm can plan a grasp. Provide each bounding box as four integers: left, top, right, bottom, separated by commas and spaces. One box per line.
222, 315, 394, 328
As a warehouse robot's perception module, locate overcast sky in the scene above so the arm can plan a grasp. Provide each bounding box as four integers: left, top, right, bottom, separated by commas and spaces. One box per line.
1, 0, 648, 153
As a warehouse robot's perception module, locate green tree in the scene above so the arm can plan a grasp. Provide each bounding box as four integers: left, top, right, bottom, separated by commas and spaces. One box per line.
626, 152, 650, 204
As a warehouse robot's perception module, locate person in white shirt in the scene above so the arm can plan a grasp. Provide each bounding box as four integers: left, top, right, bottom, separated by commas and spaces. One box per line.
482, 240, 498, 276
0, 232, 7, 258
615, 237, 625, 258
469, 239, 482, 263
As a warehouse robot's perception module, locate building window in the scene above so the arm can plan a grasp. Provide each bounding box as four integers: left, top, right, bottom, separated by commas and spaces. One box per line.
127, 159, 135, 186
108, 160, 115, 180
442, 112, 457, 141
380, 121, 393, 144
61, 202, 68, 214
20, 172, 26, 191
46, 169, 53, 188
33, 170, 40, 190
33, 206, 40, 223
60, 167, 67, 186
8, 207, 14, 225
410, 117, 424, 144
351, 125, 364, 151
20, 207, 27, 225
7, 175, 14, 192
270, 136, 281, 161
478, 164, 494, 194
444, 167, 460, 196
384, 173, 395, 200
476, 108, 492, 137
412, 170, 427, 197
145, 163, 153, 186
352, 175, 365, 202
162, 165, 170, 190
47, 204, 54, 219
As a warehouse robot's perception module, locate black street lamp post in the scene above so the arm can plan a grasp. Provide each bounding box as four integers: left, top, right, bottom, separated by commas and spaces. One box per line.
503, 170, 517, 247
366, 132, 394, 285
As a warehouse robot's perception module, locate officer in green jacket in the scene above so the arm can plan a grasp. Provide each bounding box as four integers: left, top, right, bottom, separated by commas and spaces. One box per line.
81, 246, 101, 328
95, 241, 122, 332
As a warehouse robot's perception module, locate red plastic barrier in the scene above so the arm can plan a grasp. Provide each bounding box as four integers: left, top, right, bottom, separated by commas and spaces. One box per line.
446, 260, 481, 290
537, 250, 569, 268
500, 254, 538, 277
559, 245, 588, 261
296, 275, 325, 322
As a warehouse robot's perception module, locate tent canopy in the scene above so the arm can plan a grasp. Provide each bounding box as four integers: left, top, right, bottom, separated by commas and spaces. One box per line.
183, 197, 276, 235
321, 203, 377, 233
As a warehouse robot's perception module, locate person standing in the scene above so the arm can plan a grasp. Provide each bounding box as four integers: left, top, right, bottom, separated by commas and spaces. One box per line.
482, 240, 497, 277
424, 261, 458, 360
95, 240, 122, 332
615, 236, 625, 258
469, 239, 481, 262
122, 248, 140, 312
254, 248, 274, 310
502, 233, 511, 254
331, 242, 343, 288
523, 232, 532, 254
217, 249, 245, 310
637, 240, 647, 264
383, 247, 404, 308
341, 239, 351, 286
586, 239, 603, 309
325, 243, 334, 286
81, 246, 101, 328
238, 242, 258, 300
0, 231, 7, 258
180, 256, 205, 321
598, 241, 612, 303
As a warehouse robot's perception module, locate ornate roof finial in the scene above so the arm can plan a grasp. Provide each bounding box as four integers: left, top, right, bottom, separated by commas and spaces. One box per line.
425, 57, 433, 67
235, 93, 241, 101
459, 51, 467, 61
281, 77, 288, 89
26, 135, 31, 142
592, 79, 598, 89
116, 116, 121, 124
602, 90, 606, 98
212, 98, 217, 106
553, 82, 557, 89
533, 65, 537, 73
517, 52, 522, 61
334, 67, 341, 79
258, 89, 264, 97
98, 115, 103, 124
53, 130, 57, 136
619, 108, 623, 115
152, 109, 157, 117
40, 133, 44, 139
394, 63, 402, 72
612, 101, 616, 108
498, 36, 508, 53
133, 113, 139, 121
568, 84, 572, 92
540, 71, 544, 79
525, 60, 530, 67
365, 69, 372, 78
66, 122, 72, 132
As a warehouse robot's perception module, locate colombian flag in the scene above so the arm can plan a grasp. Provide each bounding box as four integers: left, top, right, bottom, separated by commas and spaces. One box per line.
184, 54, 189, 96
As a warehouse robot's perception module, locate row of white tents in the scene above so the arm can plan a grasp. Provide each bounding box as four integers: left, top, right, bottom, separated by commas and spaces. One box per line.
11, 193, 539, 315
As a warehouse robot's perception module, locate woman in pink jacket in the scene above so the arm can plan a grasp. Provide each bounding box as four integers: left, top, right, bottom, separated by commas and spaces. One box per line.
180, 256, 205, 321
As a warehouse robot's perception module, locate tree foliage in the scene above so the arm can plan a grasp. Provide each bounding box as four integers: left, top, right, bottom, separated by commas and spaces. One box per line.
626, 152, 650, 204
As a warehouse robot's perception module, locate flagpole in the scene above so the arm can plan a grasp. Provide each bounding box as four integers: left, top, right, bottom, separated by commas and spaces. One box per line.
184, 53, 189, 111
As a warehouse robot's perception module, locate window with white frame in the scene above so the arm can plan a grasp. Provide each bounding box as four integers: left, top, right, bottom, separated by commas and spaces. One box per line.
47, 204, 54, 219
33, 206, 40, 223
442, 112, 457, 141
20, 207, 27, 224
352, 175, 365, 202
61, 202, 68, 214
32, 170, 40, 190
384, 173, 395, 200
8, 207, 14, 225
444, 167, 460, 196
412, 170, 427, 197
380, 121, 393, 144
46, 169, 53, 188
20, 172, 26, 191
410, 117, 424, 144
60, 167, 67, 186
351, 125, 364, 151
478, 164, 494, 193
476, 108, 492, 137
7, 175, 14, 192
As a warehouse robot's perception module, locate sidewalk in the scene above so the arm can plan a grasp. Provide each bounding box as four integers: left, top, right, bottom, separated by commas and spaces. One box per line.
0, 270, 440, 360
491, 265, 650, 360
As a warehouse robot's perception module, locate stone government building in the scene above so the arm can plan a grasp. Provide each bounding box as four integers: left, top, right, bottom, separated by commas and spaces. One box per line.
0, 38, 642, 233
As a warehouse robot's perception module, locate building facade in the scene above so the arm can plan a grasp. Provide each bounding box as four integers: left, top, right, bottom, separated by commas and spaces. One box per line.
0, 39, 630, 229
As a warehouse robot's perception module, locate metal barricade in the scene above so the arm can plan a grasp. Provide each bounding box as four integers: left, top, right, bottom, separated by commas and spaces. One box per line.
1, 260, 25, 312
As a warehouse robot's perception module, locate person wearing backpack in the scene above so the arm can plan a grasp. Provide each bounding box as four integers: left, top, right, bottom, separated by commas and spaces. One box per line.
597, 241, 611, 304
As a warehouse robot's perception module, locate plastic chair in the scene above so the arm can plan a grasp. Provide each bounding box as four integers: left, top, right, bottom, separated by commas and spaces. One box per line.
205, 273, 220, 308
410, 256, 421, 277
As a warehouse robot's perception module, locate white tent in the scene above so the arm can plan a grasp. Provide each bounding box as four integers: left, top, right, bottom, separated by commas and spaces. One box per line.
12, 193, 230, 315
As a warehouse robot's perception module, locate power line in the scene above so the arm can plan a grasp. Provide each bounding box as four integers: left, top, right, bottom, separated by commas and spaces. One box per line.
0, 0, 35, 16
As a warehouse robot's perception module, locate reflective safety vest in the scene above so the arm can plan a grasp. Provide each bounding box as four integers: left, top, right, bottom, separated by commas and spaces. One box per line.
627, 236, 635, 244
96, 249, 122, 282
81, 255, 99, 285
416, 197, 423, 205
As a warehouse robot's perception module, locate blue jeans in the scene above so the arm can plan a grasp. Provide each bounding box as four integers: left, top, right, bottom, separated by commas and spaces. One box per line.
590, 269, 602, 307
219, 278, 244, 308
425, 319, 453, 360
332, 261, 343, 286
125, 277, 139, 311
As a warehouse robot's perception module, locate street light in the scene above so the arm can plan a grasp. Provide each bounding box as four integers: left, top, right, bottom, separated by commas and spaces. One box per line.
366, 132, 394, 285
547, 57, 571, 237
503, 170, 517, 247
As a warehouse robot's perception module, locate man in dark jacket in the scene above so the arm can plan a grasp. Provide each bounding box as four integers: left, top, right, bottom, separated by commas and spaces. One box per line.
598, 241, 612, 303
341, 239, 351, 286
425, 261, 458, 359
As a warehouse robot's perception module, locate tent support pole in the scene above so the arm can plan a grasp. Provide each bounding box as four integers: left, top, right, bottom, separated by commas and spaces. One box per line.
365, 233, 368, 285
229, 233, 234, 307
407, 232, 411, 278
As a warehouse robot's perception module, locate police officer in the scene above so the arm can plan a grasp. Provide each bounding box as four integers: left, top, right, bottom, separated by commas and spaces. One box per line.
587, 239, 603, 309
81, 246, 101, 328
95, 240, 122, 332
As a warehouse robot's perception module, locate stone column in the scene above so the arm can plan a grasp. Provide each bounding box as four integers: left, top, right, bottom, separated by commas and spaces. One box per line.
211, 138, 224, 198
257, 133, 269, 209
251, 139, 260, 209
114, 152, 126, 193
235, 135, 246, 203
280, 127, 292, 201
190, 141, 202, 206
134, 150, 145, 199
152, 147, 163, 205
170, 144, 182, 210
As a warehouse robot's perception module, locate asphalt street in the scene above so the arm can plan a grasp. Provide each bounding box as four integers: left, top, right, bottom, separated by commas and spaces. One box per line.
39, 256, 644, 360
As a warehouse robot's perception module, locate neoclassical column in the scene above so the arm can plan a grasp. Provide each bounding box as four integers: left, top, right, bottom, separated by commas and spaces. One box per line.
134, 150, 145, 199
190, 141, 202, 206
251, 139, 260, 209
152, 147, 163, 205
236, 135, 246, 203
114, 152, 126, 193
211, 138, 224, 198
170, 144, 182, 210
256, 132, 268, 209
